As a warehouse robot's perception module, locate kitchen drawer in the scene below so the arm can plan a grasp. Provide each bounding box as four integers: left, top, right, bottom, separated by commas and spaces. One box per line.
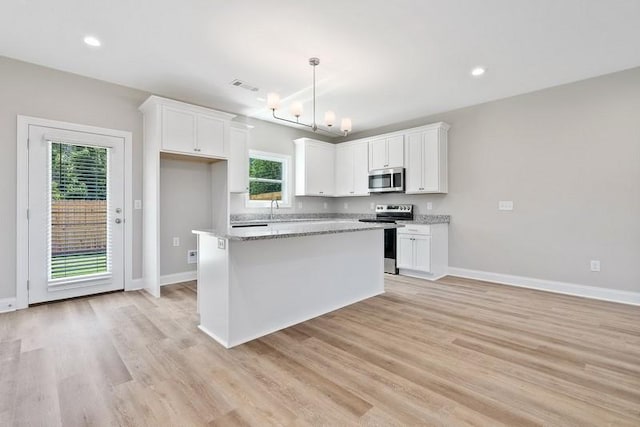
397, 224, 431, 235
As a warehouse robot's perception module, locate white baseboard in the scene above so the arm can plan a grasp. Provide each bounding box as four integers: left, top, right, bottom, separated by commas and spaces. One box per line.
198, 325, 230, 349
0, 297, 17, 313
398, 270, 447, 282
447, 267, 640, 306
160, 271, 197, 286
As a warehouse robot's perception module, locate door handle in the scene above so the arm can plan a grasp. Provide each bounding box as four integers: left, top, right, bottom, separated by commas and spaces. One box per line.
115, 218, 122, 224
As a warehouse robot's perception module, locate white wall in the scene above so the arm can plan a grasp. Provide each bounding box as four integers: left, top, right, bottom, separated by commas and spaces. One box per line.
337, 67, 640, 293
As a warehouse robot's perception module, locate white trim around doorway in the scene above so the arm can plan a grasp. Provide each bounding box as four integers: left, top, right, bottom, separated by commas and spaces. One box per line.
16, 115, 134, 309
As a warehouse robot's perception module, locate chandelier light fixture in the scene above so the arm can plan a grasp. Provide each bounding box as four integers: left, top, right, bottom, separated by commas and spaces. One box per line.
266, 57, 352, 136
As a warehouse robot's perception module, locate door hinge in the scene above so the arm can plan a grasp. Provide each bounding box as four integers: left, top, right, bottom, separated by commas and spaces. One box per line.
27, 138, 30, 149
27, 280, 30, 290
26, 208, 29, 220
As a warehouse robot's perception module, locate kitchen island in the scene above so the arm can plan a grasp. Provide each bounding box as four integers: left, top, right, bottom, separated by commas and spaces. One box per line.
193, 221, 400, 348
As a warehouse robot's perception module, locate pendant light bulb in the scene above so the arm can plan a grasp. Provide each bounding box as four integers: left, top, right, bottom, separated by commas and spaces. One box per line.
340, 118, 352, 134
324, 111, 336, 127
290, 101, 303, 118
267, 93, 281, 110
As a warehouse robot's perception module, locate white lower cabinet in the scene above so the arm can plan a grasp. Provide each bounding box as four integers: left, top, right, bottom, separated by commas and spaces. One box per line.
397, 234, 417, 270
397, 223, 448, 280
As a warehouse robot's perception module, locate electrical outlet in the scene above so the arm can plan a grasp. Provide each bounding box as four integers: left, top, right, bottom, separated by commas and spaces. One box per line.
134, 199, 142, 210
498, 201, 514, 211
297, 201, 302, 209
590, 260, 601, 272
323, 202, 328, 209
370, 202, 375, 210
217, 238, 226, 250
172, 237, 180, 247
187, 250, 197, 264
426, 202, 433, 210
344, 202, 349, 209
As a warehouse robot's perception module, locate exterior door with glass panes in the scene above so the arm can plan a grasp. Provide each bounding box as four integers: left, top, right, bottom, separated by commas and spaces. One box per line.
27, 125, 125, 303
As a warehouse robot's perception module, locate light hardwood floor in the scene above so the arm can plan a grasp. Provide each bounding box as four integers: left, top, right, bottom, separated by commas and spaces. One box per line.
1, 275, 639, 426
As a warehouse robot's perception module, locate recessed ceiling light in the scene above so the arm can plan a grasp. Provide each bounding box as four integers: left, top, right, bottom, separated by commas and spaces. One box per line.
471, 67, 486, 77
83, 36, 101, 47
256, 97, 266, 102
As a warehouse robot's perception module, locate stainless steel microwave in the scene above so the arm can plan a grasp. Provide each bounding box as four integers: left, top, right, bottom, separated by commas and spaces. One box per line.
368, 168, 405, 193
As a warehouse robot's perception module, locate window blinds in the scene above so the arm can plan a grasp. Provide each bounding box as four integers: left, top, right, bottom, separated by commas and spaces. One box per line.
48, 141, 112, 281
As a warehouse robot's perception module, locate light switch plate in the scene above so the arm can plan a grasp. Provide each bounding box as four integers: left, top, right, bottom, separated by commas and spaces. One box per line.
370, 202, 375, 210
427, 202, 433, 210
187, 250, 197, 264
590, 260, 601, 272
344, 202, 349, 209
297, 201, 303, 209
134, 199, 142, 210
498, 201, 514, 211
172, 237, 180, 247
217, 238, 226, 250
323, 202, 328, 209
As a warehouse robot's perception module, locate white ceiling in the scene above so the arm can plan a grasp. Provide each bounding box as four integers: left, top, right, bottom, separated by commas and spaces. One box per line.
1, 0, 640, 135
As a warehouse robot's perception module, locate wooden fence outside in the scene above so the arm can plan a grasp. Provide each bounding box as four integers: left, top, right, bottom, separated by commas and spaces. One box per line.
51, 200, 107, 256
249, 191, 282, 201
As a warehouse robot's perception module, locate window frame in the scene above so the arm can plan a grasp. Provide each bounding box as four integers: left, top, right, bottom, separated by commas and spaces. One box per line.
245, 150, 291, 208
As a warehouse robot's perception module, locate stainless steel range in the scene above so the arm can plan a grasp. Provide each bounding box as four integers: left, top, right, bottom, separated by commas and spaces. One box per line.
359, 204, 413, 274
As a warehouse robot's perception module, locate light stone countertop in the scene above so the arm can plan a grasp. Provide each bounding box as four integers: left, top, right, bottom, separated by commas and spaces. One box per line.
397, 215, 451, 225
193, 220, 402, 241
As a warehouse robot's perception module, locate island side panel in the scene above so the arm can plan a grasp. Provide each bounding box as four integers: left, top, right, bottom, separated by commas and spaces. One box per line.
227, 229, 384, 347
196, 233, 230, 347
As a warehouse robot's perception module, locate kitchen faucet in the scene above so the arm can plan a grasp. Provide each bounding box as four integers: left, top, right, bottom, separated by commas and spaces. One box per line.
270, 198, 279, 220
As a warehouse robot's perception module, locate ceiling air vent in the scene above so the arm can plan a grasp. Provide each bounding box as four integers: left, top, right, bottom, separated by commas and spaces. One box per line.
230, 79, 259, 92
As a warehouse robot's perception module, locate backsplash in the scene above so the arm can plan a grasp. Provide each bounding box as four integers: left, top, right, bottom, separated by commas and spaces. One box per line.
230, 212, 450, 224
230, 212, 375, 222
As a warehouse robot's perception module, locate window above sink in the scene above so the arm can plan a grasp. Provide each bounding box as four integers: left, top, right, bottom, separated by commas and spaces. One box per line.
245, 150, 291, 208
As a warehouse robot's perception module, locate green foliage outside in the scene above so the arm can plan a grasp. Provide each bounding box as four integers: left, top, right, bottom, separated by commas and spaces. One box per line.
51, 253, 107, 279
51, 143, 107, 201
249, 157, 282, 200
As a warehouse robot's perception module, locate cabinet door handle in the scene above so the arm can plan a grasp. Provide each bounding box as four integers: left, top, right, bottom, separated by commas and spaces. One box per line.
194, 148, 201, 152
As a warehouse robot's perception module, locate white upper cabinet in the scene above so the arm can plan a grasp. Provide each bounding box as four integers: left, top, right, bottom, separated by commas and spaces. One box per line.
352, 142, 370, 195
404, 122, 449, 194
335, 141, 369, 197
141, 96, 235, 159
162, 107, 196, 154
335, 145, 352, 196
369, 138, 387, 170
294, 138, 335, 196
228, 126, 249, 193
386, 135, 405, 169
196, 114, 227, 156
369, 135, 404, 170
